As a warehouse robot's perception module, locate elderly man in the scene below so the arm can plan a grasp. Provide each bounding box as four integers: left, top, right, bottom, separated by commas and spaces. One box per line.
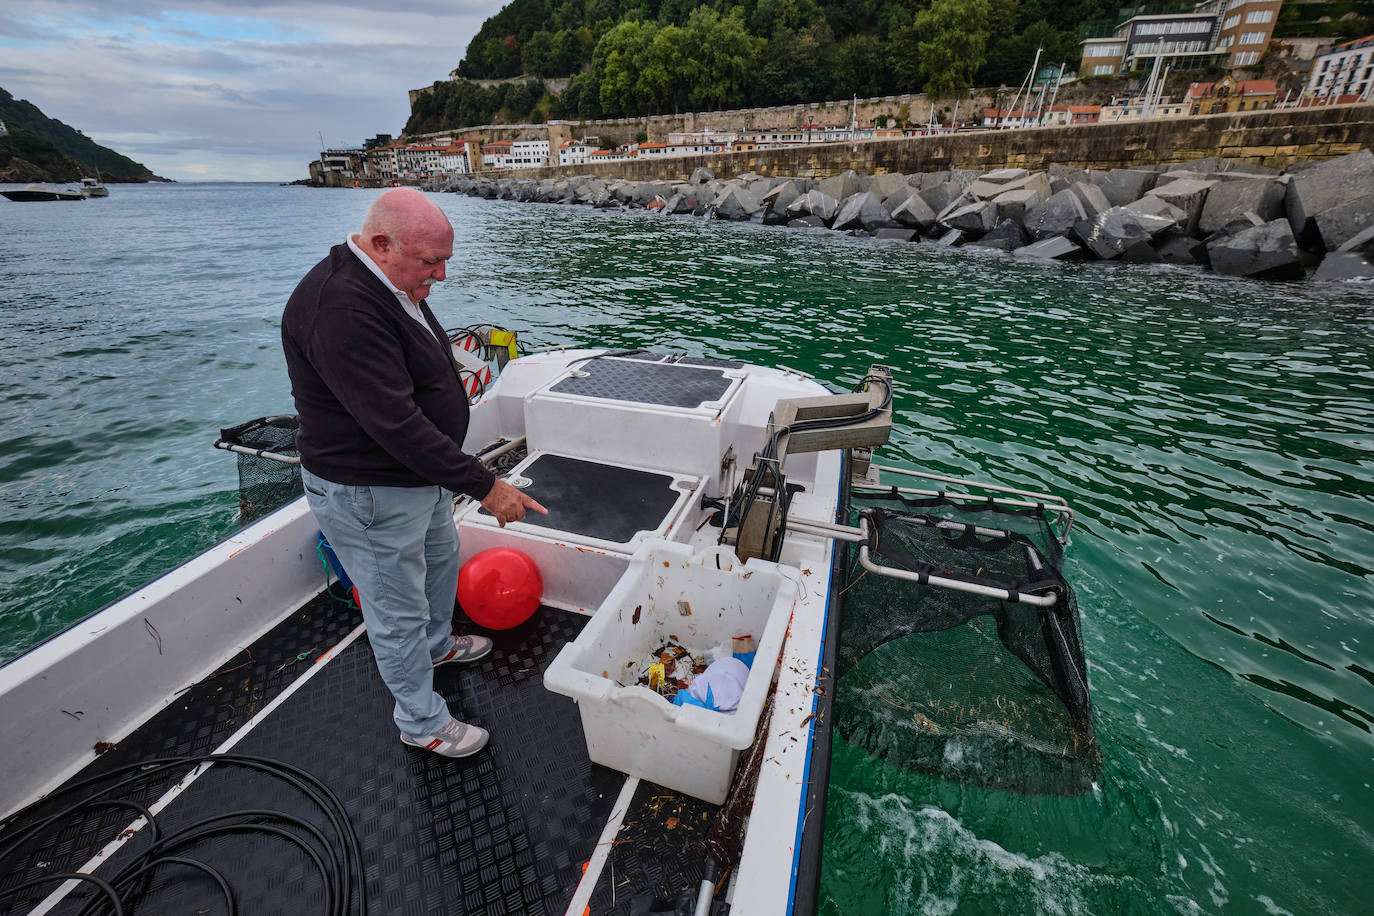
282, 188, 545, 758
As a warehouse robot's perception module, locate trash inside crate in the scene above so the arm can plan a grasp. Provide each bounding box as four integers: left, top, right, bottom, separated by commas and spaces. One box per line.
543, 540, 800, 804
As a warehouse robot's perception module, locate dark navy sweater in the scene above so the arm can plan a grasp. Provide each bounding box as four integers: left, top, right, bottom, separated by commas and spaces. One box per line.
281, 243, 496, 499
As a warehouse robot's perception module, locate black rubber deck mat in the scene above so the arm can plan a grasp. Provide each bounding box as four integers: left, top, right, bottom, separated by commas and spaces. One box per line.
0, 588, 362, 914
550, 358, 732, 408
0, 598, 643, 916
482, 454, 682, 545
588, 780, 717, 915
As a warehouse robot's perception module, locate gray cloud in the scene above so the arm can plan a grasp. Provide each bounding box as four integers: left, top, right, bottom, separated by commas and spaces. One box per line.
0, 1, 506, 180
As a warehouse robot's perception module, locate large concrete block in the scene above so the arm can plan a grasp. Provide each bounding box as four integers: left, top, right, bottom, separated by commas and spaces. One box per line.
1286, 149, 1374, 247
919, 179, 964, 215
763, 180, 802, 225
1149, 178, 1216, 236
833, 191, 899, 232
868, 173, 909, 201
787, 214, 828, 229
818, 169, 868, 201
1125, 196, 1191, 234
940, 199, 998, 236
968, 218, 1028, 252
992, 187, 1044, 224
982, 167, 1030, 183
1071, 181, 1112, 219
785, 189, 839, 223
889, 194, 938, 233
1095, 169, 1158, 207
872, 227, 919, 242
1312, 251, 1374, 280
1153, 231, 1201, 265
1023, 189, 1087, 240
711, 185, 761, 221
689, 167, 715, 185
1207, 218, 1306, 280
1013, 236, 1085, 260
881, 184, 913, 210
1338, 223, 1374, 253
1312, 194, 1374, 251
1048, 163, 1090, 187
1198, 178, 1286, 236
1072, 208, 1157, 259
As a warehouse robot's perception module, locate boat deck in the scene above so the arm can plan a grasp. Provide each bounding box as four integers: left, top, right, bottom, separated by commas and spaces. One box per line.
0, 590, 721, 915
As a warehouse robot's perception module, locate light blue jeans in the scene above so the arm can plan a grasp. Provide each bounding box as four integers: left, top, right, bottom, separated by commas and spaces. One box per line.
302, 466, 459, 739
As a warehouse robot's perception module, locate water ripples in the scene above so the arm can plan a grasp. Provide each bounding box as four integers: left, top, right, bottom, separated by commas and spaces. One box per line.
1, 186, 1371, 913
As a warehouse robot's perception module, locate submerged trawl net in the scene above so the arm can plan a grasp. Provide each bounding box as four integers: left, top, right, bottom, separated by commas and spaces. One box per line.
835, 492, 1100, 795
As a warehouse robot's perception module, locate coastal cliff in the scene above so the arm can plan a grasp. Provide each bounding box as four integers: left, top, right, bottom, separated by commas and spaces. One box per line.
0, 87, 166, 183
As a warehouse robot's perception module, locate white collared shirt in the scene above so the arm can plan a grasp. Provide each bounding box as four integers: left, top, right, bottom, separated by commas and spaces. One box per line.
346, 234, 437, 340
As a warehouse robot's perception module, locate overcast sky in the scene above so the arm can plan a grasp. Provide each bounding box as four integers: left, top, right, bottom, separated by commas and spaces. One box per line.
0, 1, 507, 181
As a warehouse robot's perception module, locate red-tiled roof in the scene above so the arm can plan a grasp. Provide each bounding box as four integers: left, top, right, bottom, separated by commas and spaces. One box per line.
1333, 33, 1374, 50
1188, 79, 1277, 98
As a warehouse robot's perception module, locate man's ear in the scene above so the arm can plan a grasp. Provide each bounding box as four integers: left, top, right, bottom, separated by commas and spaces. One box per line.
368, 233, 393, 253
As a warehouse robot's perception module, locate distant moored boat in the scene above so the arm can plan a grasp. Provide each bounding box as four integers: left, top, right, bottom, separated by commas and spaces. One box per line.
0, 183, 84, 201
80, 176, 110, 197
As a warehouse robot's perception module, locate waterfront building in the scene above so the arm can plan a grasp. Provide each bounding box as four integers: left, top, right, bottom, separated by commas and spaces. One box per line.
364, 144, 399, 182
1042, 104, 1104, 125
558, 138, 595, 167
392, 141, 451, 178
666, 130, 739, 147
1079, 1, 1283, 76
1186, 75, 1278, 113
1098, 95, 1190, 121
1306, 34, 1374, 102
317, 148, 365, 182
439, 139, 478, 176
481, 140, 512, 169
508, 139, 551, 168
1214, 0, 1284, 67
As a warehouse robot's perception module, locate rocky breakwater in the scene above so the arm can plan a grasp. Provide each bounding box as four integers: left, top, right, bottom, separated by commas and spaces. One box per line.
434, 150, 1374, 283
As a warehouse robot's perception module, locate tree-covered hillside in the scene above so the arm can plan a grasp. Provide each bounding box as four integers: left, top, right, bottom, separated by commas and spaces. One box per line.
1, 87, 161, 182
408, 0, 1117, 132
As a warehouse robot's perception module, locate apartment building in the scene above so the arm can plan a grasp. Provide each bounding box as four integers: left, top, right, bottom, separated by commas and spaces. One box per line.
507, 139, 550, 168
1307, 34, 1374, 101
1080, 1, 1283, 77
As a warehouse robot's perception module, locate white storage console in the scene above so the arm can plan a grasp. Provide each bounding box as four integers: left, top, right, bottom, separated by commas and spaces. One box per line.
542, 540, 800, 804
455, 451, 703, 614
524, 355, 745, 479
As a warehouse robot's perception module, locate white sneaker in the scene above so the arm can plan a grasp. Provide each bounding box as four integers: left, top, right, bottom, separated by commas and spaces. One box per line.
400, 717, 490, 758
431, 634, 493, 667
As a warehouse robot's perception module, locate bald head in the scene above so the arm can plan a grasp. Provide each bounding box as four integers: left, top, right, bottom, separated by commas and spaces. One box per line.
361, 188, 450, 243
355, 188, 454, 303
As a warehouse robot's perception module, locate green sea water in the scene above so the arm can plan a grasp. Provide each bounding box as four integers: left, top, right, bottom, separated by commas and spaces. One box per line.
0, 184, 1370, 914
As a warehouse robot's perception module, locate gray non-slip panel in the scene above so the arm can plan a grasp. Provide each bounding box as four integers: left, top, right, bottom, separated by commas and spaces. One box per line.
549, 358, 731, 408
483, 453, 682, 544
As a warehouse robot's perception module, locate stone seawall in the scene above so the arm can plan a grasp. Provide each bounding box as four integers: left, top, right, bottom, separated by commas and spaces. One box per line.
489, 104, 1374, 183
436, 144, 1374, 283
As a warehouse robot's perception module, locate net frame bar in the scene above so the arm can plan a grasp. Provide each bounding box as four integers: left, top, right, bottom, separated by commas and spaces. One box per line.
212, 442, 300, 464
782, 514, 1059, 607
856, 516, 1059, 607
861, 463, 1075, 543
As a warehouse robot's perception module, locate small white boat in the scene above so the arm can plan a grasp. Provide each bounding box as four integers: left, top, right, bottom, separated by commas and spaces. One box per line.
0, 183, 84, 202
0, 342, 1090, 914
80, 176, 110, 198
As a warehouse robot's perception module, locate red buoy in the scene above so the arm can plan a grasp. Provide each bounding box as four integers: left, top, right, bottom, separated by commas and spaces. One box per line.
457, 548, 543, 629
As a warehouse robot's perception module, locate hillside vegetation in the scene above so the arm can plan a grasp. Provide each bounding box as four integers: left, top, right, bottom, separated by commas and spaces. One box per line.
1, 87, 162, 182
406, 0, 1117, 133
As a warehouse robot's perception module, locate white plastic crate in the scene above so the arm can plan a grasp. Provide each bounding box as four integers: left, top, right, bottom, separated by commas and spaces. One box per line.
543, 540, 800, 804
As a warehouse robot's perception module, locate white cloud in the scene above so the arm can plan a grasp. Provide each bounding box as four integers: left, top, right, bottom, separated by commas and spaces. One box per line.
0, 1, 508, 181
